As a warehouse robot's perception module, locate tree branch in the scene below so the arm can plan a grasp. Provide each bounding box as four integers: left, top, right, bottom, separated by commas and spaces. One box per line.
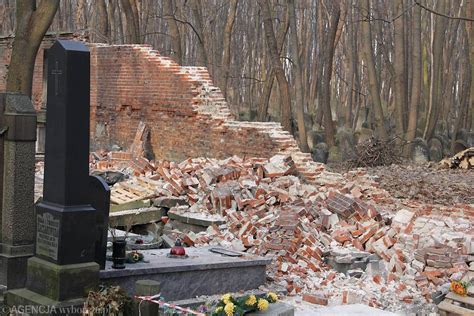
414, 1, 474, 22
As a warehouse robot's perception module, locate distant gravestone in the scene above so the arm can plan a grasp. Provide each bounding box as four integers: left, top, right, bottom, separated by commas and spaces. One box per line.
428, 138, 443, 162
411, 138, 430, 163
466, 132, 474, 148
453, 139, 468, 155
7, 40, 106, 313
307, 130, 325, 151
311, 142, 329, 163
336, 128, 356, 161
355, 128, 373, 145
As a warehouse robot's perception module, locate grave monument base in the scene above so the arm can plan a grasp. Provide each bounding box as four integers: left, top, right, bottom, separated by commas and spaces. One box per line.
6, 289, 85, 316
6, 257, 99, 315
0, 246, 33, 290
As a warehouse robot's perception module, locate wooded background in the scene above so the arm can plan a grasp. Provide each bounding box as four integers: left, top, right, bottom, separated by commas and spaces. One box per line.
1, 0, 472, 154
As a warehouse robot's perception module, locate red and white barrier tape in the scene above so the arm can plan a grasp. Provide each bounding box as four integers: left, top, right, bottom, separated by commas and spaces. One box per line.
135, 294, 206, 316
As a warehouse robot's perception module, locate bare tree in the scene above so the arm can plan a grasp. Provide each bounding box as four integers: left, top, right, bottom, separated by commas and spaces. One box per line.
360, 0, 387, 140
257, 6, 289, 122
163, 0, 182, 64
423, 0, 448, 140
6, 0, 59, 96
120, 0, 140, 43
258, 0, 292, 132
406, 1, 422, 150
319, 0, 341, 146
392, 0, 407, 137
95, 0, 109, 42
288, 0, 309, 152
221, 0, 238, 98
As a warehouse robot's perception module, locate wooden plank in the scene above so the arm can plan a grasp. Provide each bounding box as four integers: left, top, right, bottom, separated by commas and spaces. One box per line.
446, 292, 474, 308
118, 182, 153, 197
438, 299, 474, 316
110, 188, 143, 204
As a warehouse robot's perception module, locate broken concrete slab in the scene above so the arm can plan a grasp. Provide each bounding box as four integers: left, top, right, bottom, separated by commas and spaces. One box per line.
168, 208, 225, 227
153, 196, 188, 209
109, 207, 164, 227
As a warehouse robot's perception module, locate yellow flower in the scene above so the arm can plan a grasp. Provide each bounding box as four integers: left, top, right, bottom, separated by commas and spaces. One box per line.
224, 302, 234, 316
221, 293, 232, 304
215, 306, 223, 313
267, 292, 278, 302
245, 295, 257, 306
257, 298, 269, 311
451, 281, 468, 296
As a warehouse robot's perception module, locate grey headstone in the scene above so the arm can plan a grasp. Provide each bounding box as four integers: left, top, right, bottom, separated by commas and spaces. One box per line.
355, 128, 373, 145
465, 132, 474, 147
411, 138, 429, 163
335, 128, 356, 160
311, 143, 329, 163
428, 138, 443, 162
0, 93, 37, 290
453, 139, 468, 154
307, 130, 325, 151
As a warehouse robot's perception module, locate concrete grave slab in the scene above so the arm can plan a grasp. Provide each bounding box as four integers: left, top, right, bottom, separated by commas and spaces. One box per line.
100, 247, 271, 301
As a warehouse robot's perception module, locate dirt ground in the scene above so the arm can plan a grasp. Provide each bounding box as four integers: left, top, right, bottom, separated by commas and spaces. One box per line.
330, 163, 474, 206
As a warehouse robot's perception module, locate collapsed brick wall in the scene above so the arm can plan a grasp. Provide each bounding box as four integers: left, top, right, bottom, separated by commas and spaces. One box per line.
89, 44, 323, 182
1, 39, 324, 182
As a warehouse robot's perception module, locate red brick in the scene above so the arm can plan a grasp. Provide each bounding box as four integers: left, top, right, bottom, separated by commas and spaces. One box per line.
302, 294, 328, 306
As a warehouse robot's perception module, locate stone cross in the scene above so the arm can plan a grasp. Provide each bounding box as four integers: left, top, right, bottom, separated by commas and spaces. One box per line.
51, 61, 62, 96
7, 40, 107, 311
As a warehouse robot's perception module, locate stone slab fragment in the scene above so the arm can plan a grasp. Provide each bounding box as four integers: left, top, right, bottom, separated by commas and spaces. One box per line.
109, 207, 164, 227
248, 302, 294, 316
168, 209, 225, 227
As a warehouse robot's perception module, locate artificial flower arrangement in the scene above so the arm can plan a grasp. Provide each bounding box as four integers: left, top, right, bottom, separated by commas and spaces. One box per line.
211, 292, 278, 316
450, 280, 470, 296
125, 250, 145, 263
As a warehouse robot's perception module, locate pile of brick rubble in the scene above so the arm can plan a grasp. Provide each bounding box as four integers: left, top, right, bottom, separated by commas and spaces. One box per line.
75, 148, 473, 314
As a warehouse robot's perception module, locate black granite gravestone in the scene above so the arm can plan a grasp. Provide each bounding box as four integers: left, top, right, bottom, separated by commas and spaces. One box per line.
36, 40, 96, 265
89, 175, 110, 269
7, 40, 106, 314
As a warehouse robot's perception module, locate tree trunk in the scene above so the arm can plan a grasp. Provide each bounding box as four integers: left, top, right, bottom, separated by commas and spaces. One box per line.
319, 0, 340, 147
163, 0, 182, 64
451, 25, 471, 152
96, 0, 109, 42
406, 2, 421, 150
257, 7, 289, 122
120, 0, 140, 43
360, 0, 387, 140
6, 0, 59, 96
392, 0, 407, 137
258, 0, 292, 132
107, 0, 117, 43
423, 0, 447, 141
190, 0, 209, 68
221, 0, 238, 98
288, 0, 309, 152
